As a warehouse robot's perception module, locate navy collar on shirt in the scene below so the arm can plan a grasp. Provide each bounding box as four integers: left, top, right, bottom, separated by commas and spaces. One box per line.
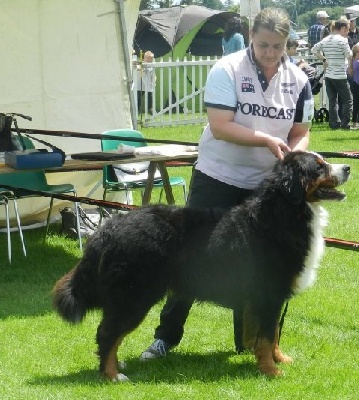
247, 45, 286, 91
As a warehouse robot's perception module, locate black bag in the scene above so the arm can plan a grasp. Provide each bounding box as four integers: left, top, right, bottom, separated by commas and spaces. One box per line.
0, 113, 24, 152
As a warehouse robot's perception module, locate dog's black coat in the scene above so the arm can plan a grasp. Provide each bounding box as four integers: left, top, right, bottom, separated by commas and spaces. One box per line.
53, 151, 349, 380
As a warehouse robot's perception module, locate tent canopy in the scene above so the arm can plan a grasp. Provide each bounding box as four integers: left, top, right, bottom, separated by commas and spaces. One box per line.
0, 0, 141, 225
345, 5, 359, 18
134, 5, 241, 58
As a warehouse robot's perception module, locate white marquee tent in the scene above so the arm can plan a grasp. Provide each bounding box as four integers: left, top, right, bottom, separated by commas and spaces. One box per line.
345, 5, 359, 18
0, 0, 141, 225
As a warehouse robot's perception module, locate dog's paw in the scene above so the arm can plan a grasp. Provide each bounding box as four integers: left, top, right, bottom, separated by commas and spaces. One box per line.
259, 365, 282, 377
111, 373, 130, 383
273, 349, 293, 364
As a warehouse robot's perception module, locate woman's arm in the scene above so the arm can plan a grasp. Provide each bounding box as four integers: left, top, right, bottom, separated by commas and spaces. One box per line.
287, 123, 310, 151
207, 107, 291, 159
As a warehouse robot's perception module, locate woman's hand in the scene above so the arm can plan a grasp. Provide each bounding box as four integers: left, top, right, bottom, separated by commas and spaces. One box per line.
265, 136, 291, 160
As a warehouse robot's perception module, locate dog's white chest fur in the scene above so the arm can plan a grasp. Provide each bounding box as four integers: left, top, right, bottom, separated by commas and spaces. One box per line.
293, 204, 328, 294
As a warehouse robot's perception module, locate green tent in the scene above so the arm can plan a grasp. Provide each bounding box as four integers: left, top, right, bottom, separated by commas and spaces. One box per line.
134, 5, 242, 113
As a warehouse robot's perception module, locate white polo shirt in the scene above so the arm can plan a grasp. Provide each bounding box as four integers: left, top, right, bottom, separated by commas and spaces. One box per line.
197, 47, 313, 189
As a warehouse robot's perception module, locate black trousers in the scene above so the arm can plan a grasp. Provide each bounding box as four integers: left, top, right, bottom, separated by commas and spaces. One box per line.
154, 168, 253, 352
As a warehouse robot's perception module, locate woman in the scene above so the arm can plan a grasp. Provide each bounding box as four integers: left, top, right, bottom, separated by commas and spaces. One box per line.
222, 16, 245, 55
141, 7, 314, 361
348, 43, 359, 129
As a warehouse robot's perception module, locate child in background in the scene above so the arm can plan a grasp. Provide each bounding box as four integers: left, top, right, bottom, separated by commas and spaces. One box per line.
137, 51, 156, 114
348, 43, 359, 129
286, 39, 316, 81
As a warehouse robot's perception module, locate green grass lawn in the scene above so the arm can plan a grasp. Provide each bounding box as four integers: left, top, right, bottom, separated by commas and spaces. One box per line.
0, 122, 359, 399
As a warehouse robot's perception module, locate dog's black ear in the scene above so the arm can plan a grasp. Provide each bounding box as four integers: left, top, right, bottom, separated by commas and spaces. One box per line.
278, 166, 305, 205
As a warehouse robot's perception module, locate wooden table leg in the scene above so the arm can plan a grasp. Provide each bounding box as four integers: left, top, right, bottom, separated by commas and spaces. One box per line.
157, 161, 175, 205
142, 161, 175, 206
142, 161, 157, 205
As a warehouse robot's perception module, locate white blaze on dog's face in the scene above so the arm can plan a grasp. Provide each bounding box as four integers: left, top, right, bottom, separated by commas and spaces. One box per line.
304, 152, 350, 203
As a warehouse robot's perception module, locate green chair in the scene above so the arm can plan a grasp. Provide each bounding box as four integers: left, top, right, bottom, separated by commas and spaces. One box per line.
0, 169, 82, 250
101, 129, 187, 204
0, 136, 82, 252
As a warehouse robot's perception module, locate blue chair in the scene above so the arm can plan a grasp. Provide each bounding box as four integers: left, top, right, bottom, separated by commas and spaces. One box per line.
101, 129, 186, 204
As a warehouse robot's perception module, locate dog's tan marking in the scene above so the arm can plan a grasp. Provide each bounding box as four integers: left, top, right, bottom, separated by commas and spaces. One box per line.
254, 338, 281, 376
103, 336, 123, 381
273, 325, 293, 364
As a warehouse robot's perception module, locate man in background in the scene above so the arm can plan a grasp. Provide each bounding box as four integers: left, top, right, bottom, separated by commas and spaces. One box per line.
312, 19, 352, 130
347, 13, 359, 49
308, 10, 329, 48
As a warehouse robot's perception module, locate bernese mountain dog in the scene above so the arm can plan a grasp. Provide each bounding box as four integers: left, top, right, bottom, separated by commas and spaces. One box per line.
53, 151, 350, 381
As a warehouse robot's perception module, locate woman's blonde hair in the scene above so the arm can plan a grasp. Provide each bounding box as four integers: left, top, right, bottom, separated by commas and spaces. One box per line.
252, 8, 290, 39
353, 43, 359, 57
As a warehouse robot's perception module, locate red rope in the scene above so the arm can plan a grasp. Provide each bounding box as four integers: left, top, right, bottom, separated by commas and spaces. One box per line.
324, 237, 359, 251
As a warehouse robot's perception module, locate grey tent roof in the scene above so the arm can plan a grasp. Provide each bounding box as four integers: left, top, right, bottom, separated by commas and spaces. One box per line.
134, 5, 240, 57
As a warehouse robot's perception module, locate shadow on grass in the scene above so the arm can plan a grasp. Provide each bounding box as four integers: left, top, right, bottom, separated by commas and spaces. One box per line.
28, 351, 261, 386
0, 227, 80, 319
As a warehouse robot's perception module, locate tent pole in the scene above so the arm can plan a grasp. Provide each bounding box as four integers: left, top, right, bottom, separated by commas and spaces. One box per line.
115, 0, 138, 130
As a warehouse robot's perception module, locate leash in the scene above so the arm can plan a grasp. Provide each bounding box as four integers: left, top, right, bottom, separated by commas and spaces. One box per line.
0, 184, 137, 212
278, 301, 289, 344
12, 127, 199, 147
10, 128, 359, 159
25, 133, 66, 162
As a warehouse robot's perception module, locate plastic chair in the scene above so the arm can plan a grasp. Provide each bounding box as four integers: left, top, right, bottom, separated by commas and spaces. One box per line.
0, 136, 82, 252
101, 129, 186, 204
0, 169, 82, 250
0, 191, 26, 263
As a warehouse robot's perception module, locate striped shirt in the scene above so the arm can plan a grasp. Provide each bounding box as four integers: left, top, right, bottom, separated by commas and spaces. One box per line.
311, 34, 352, 79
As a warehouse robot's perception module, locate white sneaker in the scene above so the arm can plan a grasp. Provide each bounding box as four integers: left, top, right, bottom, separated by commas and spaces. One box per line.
139, 339, 172, 360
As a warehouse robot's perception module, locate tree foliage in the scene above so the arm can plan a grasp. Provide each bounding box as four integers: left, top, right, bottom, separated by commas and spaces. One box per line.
139, 0, 354, 23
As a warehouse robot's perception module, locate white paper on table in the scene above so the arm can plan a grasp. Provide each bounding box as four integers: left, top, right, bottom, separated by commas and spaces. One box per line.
135, 144, 198, 157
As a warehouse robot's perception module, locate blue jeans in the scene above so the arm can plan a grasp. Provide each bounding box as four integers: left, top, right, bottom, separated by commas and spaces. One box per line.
154, 168, 253, 352
325, 77, 353, 128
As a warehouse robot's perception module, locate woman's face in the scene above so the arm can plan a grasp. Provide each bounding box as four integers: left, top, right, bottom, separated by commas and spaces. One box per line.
251, 27, 287, 69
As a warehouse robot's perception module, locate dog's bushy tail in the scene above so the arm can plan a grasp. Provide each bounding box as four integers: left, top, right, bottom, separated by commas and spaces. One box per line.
52, 259, 99, 324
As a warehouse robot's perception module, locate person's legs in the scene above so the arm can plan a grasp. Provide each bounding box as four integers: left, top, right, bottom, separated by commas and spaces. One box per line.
324, 78, 340, 129
137, 91, 142, 113
352, 81, 359, 126
147, 92, 153, 114
141, 168, 253, 359
335, 79, 353, 128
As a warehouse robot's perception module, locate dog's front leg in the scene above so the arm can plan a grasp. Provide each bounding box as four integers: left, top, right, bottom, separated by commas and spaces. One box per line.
97, 321, 129, 382
254, 337, 281, 376
272, 324, 293, 364
242, 303, 281, 376
101, 336, 129, 382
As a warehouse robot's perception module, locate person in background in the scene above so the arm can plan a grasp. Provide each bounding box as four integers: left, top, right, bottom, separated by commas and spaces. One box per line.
137, 50, 156, 114
308, 10, 329, 48
286, 39, 316, 81
140, 7, 313, 361
286, 38, 299, 63
347, 43, 359, 129
312, 19, 352, 130
222, 16, 245, 56
321, 20, 335, 40
347, 13, 359, 49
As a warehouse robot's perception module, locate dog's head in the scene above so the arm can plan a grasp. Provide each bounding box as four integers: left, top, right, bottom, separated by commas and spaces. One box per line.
273, 151, 350, 204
